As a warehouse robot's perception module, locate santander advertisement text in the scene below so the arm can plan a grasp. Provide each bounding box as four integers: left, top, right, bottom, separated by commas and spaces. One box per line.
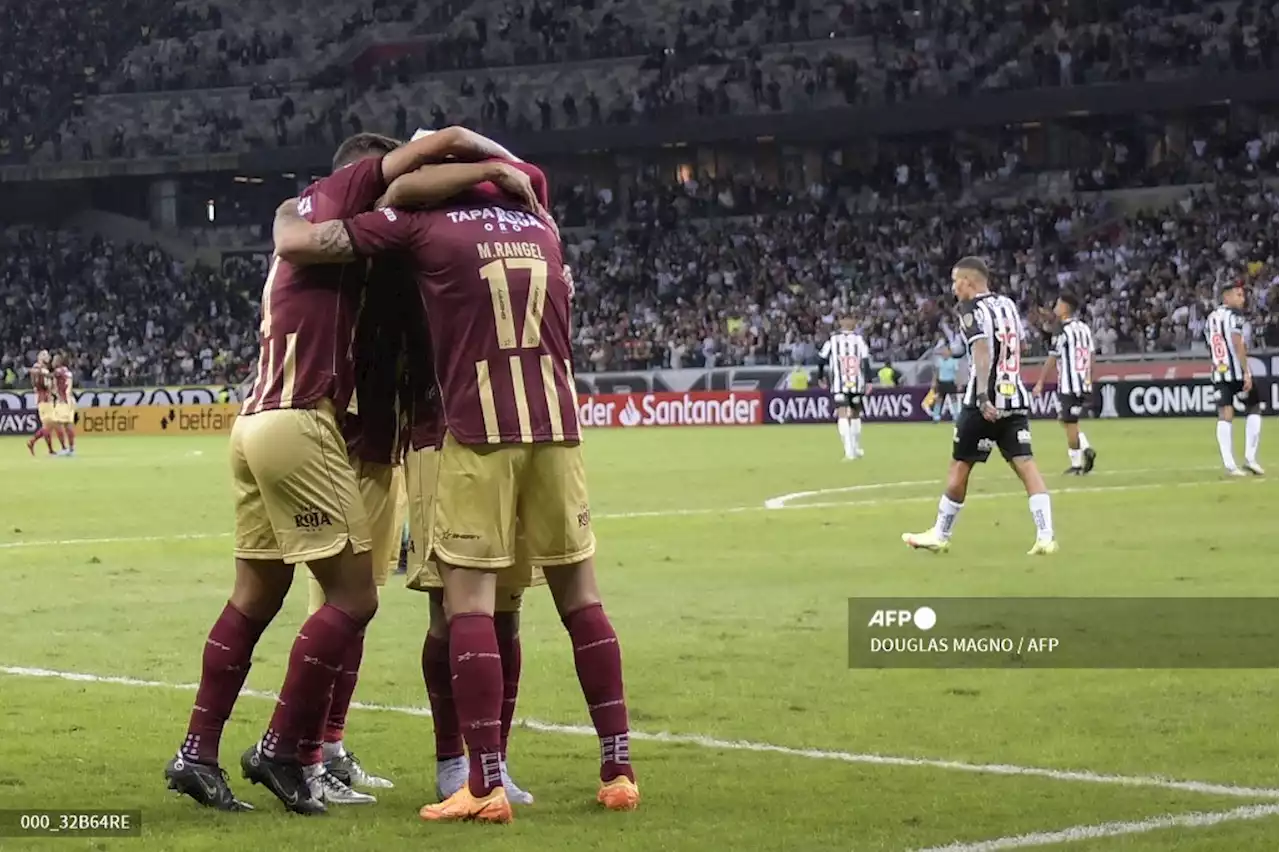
578, 392, 763, 428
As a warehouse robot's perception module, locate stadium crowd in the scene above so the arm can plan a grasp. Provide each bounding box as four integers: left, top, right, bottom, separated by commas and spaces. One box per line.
19, 0, 1276, 162
1, 0, 1276, 389
0, 229, 258, 389
3, 173, 1275, 388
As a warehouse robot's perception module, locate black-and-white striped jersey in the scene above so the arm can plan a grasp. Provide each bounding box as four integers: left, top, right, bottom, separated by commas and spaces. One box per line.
1205, 305, 1247, 383
957, 293, 1031, 410
1053, 318, 1094, 395
818, 331, 870, 394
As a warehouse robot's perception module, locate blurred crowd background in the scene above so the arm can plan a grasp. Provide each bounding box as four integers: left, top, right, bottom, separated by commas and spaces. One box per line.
0, 0, 1275, 387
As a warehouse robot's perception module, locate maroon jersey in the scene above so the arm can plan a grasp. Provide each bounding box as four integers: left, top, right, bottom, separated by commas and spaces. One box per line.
343, 257, 417, 465
343, 174, 579, 445
241, 156, 388, 416
30, 365, 51, 404
402, 281, 444, 451
52, 366, 73, 404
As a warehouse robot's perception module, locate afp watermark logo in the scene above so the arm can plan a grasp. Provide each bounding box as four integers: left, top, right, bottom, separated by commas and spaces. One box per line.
851, 597, 1278, 669
867, 606, 937, 630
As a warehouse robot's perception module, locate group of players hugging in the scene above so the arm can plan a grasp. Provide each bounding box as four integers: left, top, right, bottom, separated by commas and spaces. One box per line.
27, 349, 78, 457
163, 127, 638, 823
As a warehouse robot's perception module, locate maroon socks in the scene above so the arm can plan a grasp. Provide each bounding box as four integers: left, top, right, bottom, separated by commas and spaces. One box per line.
448, 612, 504, 796
325, 631, 364, 744
564, 603, 634, 782
180, 603, 269, 765
259, 604, 366, 762
422, 632, 463, 760
494, 611, 521, 758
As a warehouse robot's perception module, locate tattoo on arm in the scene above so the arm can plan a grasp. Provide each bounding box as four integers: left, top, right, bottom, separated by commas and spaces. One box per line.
275, 218, 356, 265
1233, 333, 1250, 377
312, 221, 355, 260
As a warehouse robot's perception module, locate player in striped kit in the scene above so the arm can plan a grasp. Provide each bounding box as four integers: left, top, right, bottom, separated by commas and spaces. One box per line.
816, 316, 871, 460
1033, 293, 1097, 475
1206, 279, 1263, 476
903, 257, 1057, 555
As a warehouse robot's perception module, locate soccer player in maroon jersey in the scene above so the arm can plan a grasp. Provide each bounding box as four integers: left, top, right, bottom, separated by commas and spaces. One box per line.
392, 279, 540, 806
293, 255, 415, 806
275, 160, 639, 823
26, 349, 57, 456
50, 353, 76, 456
165, 127, 520, 815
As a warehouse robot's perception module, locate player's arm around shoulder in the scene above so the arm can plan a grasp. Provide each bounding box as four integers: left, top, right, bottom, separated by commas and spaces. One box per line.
384, 161, 541, 214
381, 126, 520, 183
272, 197, 357, 266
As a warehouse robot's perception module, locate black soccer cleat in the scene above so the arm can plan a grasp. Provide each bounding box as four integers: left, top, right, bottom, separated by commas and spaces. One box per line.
240, 746, 327, 815
1063, 466, 1082, 476
165, 755, 254, 811
1082, 447, 1097, 474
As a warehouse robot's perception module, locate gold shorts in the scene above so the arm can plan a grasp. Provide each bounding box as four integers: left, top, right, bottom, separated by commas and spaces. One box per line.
432, 433, 595, 572
37, 402, 55, 426
51, 403, 75, 424
230, 405, 372, 565
353, 459, 405, 587
306, 459, 404, 613
405, 445, 543, 612
391, 465, 408, 568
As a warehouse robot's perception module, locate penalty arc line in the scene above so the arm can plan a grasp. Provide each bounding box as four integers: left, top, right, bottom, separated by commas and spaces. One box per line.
763, 465, 1224, 509
1, 664, 1276, 802
908, 802, 1280, 852
0, 476, 1258, 549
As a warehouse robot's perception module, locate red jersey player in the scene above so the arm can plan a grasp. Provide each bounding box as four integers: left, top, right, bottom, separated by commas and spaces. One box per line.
388, 253, 541, 806
275, 160, 639, 823
26, 349, 58, 456
296, 255, 418, 802
166, 127, 521, 816
50, 353, 77, 456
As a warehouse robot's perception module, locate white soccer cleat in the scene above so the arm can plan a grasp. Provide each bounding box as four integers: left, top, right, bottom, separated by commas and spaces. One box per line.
1244, 461, 1265, 476
1027, 539, 1059, 556
501, 760, 534, 805
855, 448, 865, 458
308, 769, 377, 804
1225, 467, 1248, 477
902, 530, 950, 553
435, 755, 468, 801
326, 750, 394, 789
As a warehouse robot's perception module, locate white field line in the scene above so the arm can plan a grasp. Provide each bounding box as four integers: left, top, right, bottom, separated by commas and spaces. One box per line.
0, 532, 229, 550
1, 664, 1276, 802
0, 475, 1258, 550
909, 803, 1280, 852
764, 466, 1222, 509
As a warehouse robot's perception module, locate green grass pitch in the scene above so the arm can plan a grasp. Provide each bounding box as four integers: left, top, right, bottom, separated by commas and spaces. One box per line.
1, 419, 1276, 851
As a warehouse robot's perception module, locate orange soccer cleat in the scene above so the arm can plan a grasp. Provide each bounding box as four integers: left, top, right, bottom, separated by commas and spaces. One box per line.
596, 776, 640, 811
419, 785, 513, 824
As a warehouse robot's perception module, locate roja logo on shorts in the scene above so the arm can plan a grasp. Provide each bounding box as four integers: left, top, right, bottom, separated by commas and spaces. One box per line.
577, 505, 591, 528
294, 506, 334, 528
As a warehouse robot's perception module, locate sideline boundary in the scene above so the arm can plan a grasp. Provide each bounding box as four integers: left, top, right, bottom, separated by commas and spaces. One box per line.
2, 664, 1275, 802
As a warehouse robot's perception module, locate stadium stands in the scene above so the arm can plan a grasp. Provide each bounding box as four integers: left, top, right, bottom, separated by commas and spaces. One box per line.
0, 229, 259, 387
3, 173, 1274, 388
0, 0, 1275, 387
